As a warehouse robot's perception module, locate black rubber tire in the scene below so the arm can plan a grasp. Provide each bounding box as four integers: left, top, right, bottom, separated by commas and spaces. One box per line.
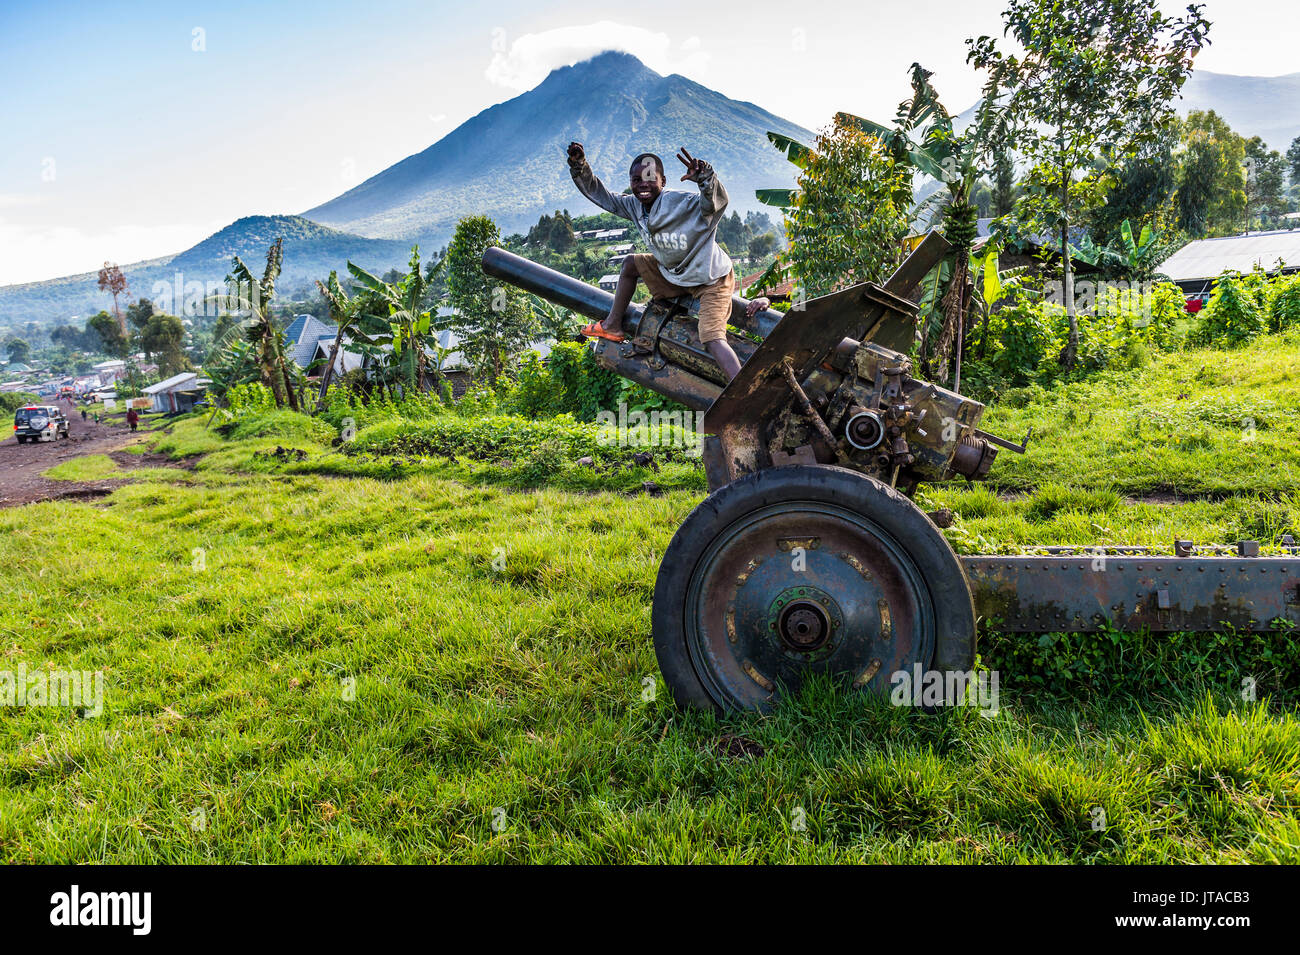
651, 464, 976, 712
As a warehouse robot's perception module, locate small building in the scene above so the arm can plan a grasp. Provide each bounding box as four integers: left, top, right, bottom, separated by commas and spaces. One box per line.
283, 314, 339, 370
608, 242, 633, 256
598, 274, 621, 292
608, 254, 630, 269
594, 228, 628, 241
1158, 229, 1300, 301
142, 372, 211, 414
91, 359, 126, 385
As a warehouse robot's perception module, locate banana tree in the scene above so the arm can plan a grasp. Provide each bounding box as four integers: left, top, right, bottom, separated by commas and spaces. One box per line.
346, 247, 447, 396
837, 63, 1004, 388
221, 237, 299, 411
528, 293, 583, 342
315, 270, 362, 402
1070, 218, 1163, 281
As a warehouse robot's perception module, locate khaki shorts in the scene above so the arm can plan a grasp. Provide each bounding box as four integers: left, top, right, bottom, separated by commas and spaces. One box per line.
632, 254, 735, 343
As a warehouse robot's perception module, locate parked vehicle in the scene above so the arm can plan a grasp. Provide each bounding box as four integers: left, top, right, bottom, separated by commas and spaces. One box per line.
13, 404, 70, 443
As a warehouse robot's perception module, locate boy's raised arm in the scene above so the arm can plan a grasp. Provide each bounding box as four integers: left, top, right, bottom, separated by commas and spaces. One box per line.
677, 148, 728, 221
567, 142, 636, 221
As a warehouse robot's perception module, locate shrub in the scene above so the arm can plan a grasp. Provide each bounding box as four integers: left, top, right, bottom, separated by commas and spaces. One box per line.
226, 382, 276, 417
509, 438, 568, 487
513, 351, 557, 419
346, 411, 699, 467
228, 410, 337, 443
319, 384, 444, 431
983, 624, 1300, 702
1269, 273, 1300, 333
1191, 271, 1268, 347
547, 341, 623, 422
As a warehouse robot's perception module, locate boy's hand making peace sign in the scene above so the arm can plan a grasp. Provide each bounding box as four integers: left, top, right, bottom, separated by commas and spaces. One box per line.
677, 147, 709, 182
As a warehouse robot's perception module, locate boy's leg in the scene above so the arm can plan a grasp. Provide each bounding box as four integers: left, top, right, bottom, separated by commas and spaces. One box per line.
697, 272, 741, 382
600, 256, 641, 334
706, 339, 742, 382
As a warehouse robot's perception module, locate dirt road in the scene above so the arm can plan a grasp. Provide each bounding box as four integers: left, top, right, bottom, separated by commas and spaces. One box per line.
0, 399, 137, 507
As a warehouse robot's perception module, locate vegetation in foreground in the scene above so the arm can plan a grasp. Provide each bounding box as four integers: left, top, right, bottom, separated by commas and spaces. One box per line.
2, 329, 1299, 862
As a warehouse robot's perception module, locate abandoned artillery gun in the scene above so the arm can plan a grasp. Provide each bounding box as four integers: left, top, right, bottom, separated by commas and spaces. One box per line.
482, 237, 1300, 712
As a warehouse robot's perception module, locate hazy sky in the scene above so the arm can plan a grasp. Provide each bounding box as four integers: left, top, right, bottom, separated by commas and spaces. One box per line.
1, 0, 1297, 285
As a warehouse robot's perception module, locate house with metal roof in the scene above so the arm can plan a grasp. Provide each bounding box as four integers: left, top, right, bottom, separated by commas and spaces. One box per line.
142, 372, 211, 414
1159, 229, 1300, 298
283, 314, 339, 370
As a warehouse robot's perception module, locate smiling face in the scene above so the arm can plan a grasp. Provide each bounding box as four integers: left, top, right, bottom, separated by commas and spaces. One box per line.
629, 155, 664, 206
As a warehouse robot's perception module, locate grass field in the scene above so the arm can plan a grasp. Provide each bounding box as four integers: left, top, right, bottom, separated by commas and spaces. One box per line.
1, 334, 1298, 863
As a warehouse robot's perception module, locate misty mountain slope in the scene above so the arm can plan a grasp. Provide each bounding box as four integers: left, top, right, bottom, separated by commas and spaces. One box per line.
304, 51, 814, 239
0, 216, 412, 326
1180, 70, 1300, 151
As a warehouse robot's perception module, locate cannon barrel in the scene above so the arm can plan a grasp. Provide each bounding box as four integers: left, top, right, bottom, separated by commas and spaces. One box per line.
482, 246, 624, 324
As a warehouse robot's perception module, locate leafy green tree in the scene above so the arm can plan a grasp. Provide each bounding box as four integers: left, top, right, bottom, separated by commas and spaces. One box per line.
50, 324, 96, 352
1287, 135, 1300, 184
1245, 136, 1287, 228
717, 212, 746, 254
992, 146, 1016, 217
444, 216, 539, 383
1176, 110, 1247, 237
547, 214, 575, 252
757, 118, 909, 301
1089, 127, 1178, 249
748, 232, 778, 261
140, 313, 189, 376
126, 297, 155, 332
968, 0, 1210, 368
5, 337, 31, 364
87, 310, 129, 358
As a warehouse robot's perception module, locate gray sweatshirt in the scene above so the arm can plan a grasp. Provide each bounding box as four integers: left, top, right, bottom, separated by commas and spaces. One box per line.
570, 157, 733, 287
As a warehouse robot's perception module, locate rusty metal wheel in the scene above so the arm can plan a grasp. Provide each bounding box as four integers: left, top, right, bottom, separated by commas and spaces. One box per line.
652, 465, 975, 711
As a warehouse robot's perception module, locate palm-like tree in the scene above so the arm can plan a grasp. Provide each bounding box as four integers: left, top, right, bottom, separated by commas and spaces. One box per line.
315, 270, 361, 402
221, 237, 300, 411
346, 247, 447, 396
837, 64, 1004, 387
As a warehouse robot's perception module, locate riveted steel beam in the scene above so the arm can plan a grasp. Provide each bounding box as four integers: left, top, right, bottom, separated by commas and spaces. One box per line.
963, 555, 1300, 633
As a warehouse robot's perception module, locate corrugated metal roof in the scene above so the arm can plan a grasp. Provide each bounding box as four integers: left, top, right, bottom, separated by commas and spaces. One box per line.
1159, 230, 1300, 282
143, 372, 199, 394
284, 315, 338, 368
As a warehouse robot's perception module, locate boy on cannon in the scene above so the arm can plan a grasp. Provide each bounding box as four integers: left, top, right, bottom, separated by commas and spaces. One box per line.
566, 142, 766, 381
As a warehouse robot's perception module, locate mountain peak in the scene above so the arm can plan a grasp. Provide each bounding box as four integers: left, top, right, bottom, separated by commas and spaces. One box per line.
535, 49, 663, 97
304, 50, 811, 240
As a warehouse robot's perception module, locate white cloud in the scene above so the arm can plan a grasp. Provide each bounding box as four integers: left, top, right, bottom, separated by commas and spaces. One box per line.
0, 193, 46, 209
485, 20, 710, 91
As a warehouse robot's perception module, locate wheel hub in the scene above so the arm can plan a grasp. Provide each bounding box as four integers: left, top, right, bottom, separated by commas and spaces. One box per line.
777, 600, 830, 651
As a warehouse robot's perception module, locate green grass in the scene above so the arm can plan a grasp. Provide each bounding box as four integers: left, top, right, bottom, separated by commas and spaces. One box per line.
1, 333, 1298, 863
976, 329, 1300, 497
42, 454, 120, 481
